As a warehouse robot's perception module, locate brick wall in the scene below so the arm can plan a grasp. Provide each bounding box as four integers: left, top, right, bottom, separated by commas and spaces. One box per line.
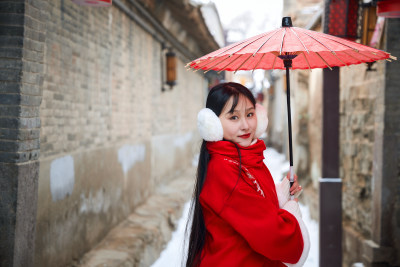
33, 1, 207, 266
0, 0, 48, 266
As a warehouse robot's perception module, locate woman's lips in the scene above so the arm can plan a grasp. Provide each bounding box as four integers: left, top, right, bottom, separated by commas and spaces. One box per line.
239, 133, 251, 139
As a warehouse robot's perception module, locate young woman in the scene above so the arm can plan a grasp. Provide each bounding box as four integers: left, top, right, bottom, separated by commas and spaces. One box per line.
186, 82, 310, 267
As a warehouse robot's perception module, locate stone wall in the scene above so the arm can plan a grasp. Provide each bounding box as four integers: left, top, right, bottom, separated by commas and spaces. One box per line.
33, 1, 207, 266
340, 62, 385, 239
340, 62, 385, 265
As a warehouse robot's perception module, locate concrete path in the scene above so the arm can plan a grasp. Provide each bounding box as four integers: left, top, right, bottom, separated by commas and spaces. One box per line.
71, 167, 195, 267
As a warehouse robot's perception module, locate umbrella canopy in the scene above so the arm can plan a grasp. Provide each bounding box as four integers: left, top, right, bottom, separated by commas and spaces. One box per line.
187, 18, 396, 72
188, 17, 396, 188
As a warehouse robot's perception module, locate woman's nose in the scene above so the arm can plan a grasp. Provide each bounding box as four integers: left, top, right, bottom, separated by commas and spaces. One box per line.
240, 118, 249, 130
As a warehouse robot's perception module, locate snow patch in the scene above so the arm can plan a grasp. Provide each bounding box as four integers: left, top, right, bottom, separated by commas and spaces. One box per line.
79, 188, 120, 214
118, 144, 146, 175
50, 155, 75, 201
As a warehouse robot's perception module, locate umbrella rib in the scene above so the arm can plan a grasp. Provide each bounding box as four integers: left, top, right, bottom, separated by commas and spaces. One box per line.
211, 39, 252, 58
305, 30, 359, 52
331, 52, 348, 67
229, 34, 272, 56
315, 52, 332, 70
342, 50, 362, 62
233, 54, 254, 74
272, 54, 278, 69
280, 28, 287, 55
252, 53, 266, 73
252, 29, 281, 55
202, 55, 231, 73
214, 33, 269, 58
290, 28, 309, 53
194, 55, 227, 70
217, 54, 244, 74
301, 52, 312, 71
301, 31, 336, 54
357, 51, 378, 61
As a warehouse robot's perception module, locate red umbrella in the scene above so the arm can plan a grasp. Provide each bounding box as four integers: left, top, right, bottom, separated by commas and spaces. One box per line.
187, 17, 396, 188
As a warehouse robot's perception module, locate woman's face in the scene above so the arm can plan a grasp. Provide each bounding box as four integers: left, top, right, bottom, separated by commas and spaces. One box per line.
219, 95, 257, 147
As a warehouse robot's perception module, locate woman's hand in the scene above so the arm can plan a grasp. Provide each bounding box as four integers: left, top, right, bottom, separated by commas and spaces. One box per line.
286, 172, 302, 197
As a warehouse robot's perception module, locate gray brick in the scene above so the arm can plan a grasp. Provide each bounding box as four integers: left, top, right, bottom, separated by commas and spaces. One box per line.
0, 117, 40, 129
0, 48, 23, 59
19, 117, 40, 129
0, 2, 25, 14
21, 94, 41, 106
0, 36, 24, 48
0, 69, 21, 82
0, 13, 24, 26
53, 93, 63, 101
0, 25, 24, 36
0, 150, 39, 163
24, 16, 44, 32
40, 143, 53, 153
20, 106, 40, 117
24, 27, 45, 42
25, 4, 40, 21
0, 140, 18, 151
0, 82, 20, 93
22, 49, 43, 63
22, 61, 44, 73
0, 94, 21, 105
0, 128, 40, 141
0, 139, 40, 152
21, 72, 40, 84
24, 39, 44, 53
20, 83, 40, 95
0, 105, 20, 117
0, 128, 18, 140
0, 117, 19, 128
28, 0, 47, 13
0, 59, 23, 70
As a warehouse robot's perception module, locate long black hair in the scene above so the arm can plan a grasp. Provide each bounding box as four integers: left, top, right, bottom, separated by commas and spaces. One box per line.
185, 82, 256, 267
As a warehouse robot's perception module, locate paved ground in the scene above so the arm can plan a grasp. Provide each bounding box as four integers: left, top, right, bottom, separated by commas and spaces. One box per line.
71, 167, 195, 267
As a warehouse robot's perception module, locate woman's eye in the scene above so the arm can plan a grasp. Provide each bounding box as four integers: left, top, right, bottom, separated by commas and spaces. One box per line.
230, 116, 239, 120
247, 112, 254, 117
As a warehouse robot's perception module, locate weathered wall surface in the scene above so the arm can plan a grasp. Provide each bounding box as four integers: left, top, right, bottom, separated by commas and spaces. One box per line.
340, 62, 385, 239
339, 60, 392, 266
34, 1, 206, 266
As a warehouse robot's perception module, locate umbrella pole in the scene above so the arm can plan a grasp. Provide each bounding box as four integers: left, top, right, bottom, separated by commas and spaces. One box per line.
284, 59, 295, 194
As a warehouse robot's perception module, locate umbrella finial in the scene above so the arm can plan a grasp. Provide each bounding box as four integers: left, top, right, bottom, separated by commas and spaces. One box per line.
282, 17, 292, 27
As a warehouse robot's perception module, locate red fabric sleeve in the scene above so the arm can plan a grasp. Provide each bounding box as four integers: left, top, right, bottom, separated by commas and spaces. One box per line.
201, 158, 304, 264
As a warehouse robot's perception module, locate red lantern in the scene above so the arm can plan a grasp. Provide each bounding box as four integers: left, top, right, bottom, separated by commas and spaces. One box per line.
71, 0, 112, 7
377, 0, 400, 18
324, 0, 360, 41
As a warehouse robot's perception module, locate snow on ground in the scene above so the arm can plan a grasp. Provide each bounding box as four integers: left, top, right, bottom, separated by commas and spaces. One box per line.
151, 148, 319, 267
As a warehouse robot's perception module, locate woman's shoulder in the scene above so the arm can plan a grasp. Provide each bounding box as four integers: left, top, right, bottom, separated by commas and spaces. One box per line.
204, 156, 241, 190
208, 155, 240, 175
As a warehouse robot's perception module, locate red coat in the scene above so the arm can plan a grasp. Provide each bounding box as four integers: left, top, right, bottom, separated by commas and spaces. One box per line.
199, 140, 304, 266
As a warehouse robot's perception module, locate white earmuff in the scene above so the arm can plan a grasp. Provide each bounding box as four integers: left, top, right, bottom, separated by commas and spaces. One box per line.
197, 104, 268, 142
197, 108, 223, 142
255, 103, 268, 139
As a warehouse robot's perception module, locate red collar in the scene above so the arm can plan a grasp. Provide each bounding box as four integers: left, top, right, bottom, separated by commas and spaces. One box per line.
206, 139, 266, 168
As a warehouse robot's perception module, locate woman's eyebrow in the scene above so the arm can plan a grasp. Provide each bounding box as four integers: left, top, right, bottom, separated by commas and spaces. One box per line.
226, 110, 239, 115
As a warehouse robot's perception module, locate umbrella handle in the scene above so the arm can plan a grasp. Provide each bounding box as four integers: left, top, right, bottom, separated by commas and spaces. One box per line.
289, 166, 295, 200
